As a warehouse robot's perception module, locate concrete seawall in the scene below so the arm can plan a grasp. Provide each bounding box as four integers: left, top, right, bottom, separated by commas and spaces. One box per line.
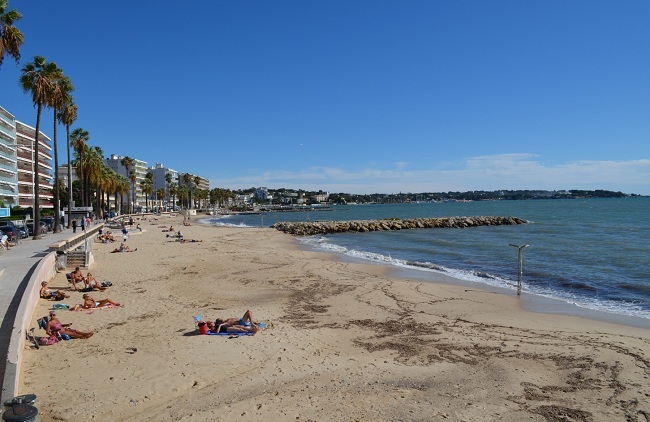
272, 215, 528, 236
1, 252, 57, 403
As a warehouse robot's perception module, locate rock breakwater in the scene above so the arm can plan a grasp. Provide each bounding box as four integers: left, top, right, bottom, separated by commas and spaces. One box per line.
272, 216, 528, 235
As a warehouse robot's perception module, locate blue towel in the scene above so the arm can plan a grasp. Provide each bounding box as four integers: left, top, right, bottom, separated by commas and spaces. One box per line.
206, 331, 254, 336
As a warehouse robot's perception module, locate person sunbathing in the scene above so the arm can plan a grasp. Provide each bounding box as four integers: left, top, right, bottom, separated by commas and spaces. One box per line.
39, 281, 69, 301
209, 310, 259, 335
210, 322, 259, 336
84, 273, 106, 291
45, 311, 93, 339
111, 243, 137, 253
177, 238, 202, 243
81, 293, 121, 309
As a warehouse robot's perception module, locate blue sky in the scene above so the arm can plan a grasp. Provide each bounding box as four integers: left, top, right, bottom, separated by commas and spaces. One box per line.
1, 1, 649, 194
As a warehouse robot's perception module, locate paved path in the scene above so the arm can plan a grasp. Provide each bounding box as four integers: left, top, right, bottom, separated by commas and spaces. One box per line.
0, 228, 78, 399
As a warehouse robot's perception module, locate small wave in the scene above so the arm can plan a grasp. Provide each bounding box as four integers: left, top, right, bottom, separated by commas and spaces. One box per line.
210, 221, 254, 228
472, 271, 499, 280
557, 280, 598, 292
404, 261, 447, 272
617, 283, 650, 296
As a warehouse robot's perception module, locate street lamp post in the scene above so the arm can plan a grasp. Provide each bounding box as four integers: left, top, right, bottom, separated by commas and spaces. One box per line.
509, 244, 529, 296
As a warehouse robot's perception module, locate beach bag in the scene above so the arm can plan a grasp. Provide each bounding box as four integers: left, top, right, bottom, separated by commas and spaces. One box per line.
101, 281, 113, 287
38, 335, 59, 346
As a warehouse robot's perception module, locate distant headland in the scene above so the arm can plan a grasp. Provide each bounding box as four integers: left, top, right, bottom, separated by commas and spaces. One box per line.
231, 188, 641, 206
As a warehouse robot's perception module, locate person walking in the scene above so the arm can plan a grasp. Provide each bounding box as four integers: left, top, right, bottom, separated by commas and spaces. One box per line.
72, 220, 77, 233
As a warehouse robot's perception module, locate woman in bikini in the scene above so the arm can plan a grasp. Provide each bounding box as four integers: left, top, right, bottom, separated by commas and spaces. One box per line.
84, 273, 106, 291
45, 311, 94, 339
81, 294, 121, 309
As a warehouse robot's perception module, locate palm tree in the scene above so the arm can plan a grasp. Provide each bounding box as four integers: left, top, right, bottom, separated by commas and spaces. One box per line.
156, 188, 165, 211
51, 73, 73, 233
168, 182, 178, 211
116, 175, 129, 215
164, 172, 172, 210
120, 156, 135, 213
182, 173, 192, 209
193, 176, 202, 208
86, 146, 104, 216
70, 127, 89, 206
178, 186, 188, 209
0, 0, 24, 68
20, 55, 60, 240
129, 170, 136, 213
59, 98, 77, 228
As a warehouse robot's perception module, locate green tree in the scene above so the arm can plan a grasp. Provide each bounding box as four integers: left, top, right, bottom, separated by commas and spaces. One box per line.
0, 0, 23, 68
168, 182, 178, 211
70, 127, 89, 206
51, 73, 73, 232
120, 156, 135, 213
59, 97, 77, 228
164, 172, 172, 209
182, 173, 192, 209
20, 55, 60, 240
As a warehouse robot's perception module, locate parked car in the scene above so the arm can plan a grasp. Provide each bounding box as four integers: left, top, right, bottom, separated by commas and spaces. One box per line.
25, 220, 48, 236
41, 217, 55, 231
0, 226, 19, 243
13, 223, 28, 239
0, 220, 27, 239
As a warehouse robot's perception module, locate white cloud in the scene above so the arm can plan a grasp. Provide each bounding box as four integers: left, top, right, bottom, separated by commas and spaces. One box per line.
215, 154, 650, 195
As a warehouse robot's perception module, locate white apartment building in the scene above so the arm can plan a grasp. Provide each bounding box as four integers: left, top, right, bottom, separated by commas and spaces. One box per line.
148, 162, 178, 209
0, 107, 18, 207
104, 154, 148, 211
16, 120, 53, 209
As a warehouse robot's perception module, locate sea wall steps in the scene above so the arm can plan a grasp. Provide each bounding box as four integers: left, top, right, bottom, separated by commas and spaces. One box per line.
272, 216, 528, 236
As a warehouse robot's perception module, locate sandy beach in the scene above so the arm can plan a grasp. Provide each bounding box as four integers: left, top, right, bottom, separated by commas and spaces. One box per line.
19, 215, 650, 421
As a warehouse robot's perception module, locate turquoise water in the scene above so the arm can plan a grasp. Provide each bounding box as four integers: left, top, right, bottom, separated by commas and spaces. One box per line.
201, 197, 650, 322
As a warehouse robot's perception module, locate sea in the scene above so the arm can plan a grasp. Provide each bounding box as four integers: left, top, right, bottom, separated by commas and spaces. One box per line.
199, 197, 650, 328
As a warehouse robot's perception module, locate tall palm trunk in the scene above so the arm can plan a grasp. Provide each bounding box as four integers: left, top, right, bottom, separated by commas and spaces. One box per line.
66, 125, 72, 227
96, 186, 101, 217
33, 104, 43, 240
52, 112, 60, 232
78, 151, 84, 207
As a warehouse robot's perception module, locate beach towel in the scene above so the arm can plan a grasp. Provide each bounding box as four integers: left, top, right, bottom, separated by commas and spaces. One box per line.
83, 304, 117, 314
207, 331, 254, 336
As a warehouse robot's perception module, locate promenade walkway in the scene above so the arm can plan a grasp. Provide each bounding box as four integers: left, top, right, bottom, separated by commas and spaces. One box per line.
0, 227, 78, 403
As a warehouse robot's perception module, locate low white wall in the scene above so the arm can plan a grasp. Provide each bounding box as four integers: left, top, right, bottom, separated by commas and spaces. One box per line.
2, 251, 57, 402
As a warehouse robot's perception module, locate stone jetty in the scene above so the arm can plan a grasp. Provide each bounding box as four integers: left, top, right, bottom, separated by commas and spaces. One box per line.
272, 216, 528, 235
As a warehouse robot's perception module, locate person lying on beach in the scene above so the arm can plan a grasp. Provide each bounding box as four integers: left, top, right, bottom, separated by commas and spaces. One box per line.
84, 273, 106, 291
72, 293, 121, 310
176, 238, 202, 243
111, 243, 137, 253
208, 321, 259, 336
208, 310, 258, 332
40, 281, 69, 301
46, 311, 93, 339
